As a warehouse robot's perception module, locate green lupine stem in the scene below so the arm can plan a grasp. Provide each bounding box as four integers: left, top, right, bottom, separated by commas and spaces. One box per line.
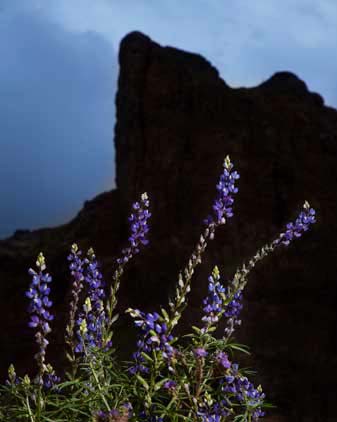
82, 342, 111, 413
24, 393, 35, 422
142, 350, 162, 411
158, 394, 178, 419
106, 264, 125, 331
36, 385, 42, 421
65, 350, 79, 385
231, 239, 278, 292
167, 223, 216, 336
89, 360, 111, 413
221, 238, 279, 344
198, 238, 279, 346
194, 355, 204, 401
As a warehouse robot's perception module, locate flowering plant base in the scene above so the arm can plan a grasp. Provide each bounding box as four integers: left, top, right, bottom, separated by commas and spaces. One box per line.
0, 156, 316, 422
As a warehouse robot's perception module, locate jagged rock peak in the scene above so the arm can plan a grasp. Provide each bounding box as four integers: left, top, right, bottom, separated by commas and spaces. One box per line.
258, 71, 324, 105
119, 30, 221, 79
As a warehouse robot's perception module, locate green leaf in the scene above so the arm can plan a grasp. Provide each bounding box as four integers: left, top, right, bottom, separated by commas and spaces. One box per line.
153, 378, 171, 391
161, 308, 170, 322
227, 343, 251, 354
141, 352, 154, 363
65, 352, 75, 363
135, 374, 150, 391
110, 313, 119, 324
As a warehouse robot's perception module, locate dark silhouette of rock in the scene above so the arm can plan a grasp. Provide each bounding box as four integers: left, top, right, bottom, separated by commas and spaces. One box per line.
1, 30, 337, 421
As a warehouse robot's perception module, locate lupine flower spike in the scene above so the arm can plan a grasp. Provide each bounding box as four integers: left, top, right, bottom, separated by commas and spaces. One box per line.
166, 155, 240, 337
229, 201, 316, 302
65, 244, 85, 352
106, 193, 151, 332
75, 247, 110, 354
26, 252, 59, 387
273, 200, 316, 246
201, 265, 243, 338
205, 154, 240, 227
125, 308, 174, 375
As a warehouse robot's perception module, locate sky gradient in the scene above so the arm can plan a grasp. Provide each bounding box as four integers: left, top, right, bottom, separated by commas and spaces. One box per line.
1, 1, 336, 239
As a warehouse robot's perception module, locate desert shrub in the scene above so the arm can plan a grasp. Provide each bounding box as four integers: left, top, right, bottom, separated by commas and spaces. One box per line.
0, 156, 316, 422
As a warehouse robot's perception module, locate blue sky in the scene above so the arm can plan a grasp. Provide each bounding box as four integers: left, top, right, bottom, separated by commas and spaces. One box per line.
1, 0, 336, 239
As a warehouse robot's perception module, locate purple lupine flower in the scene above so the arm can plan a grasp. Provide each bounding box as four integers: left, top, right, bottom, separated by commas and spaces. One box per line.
43, 363, 61, 390
223, 290, 243, 320
65, 243, 86, 350
274, 201, 316, 247
201, 266, 243, 338
126, 309, 175, 375
163, 380, 177, 392
201, 267, 226, 331
26, 252, 57, 388
75, 248, 110, 354
197, 414, 221, 422
222, 288, 243, 339
117, 193, 151, 265
215, 351, 231, 369
139, 409, 164, 422
204, 156, 240, 226
220, 363, 265, 420
197, 398, 232, 421
93, 403, 132, 422
193, 347, 208, 358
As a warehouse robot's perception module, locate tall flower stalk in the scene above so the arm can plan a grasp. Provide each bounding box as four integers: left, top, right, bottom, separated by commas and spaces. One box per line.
75, 247, 110, 353
26, 252, 55, 387
220, 200, 316, 343
22, 252, 59, 421
166, 155, 240, 336
105, 192, 151, 334
125, 156, 242, 418
65, 243, 86, 379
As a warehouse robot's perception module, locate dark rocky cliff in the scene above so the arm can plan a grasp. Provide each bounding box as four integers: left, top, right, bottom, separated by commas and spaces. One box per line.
1, 31, 337, 421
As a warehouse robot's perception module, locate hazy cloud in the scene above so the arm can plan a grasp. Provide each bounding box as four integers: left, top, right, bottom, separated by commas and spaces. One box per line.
0, 5, 117, 238
40, 0, 337, 106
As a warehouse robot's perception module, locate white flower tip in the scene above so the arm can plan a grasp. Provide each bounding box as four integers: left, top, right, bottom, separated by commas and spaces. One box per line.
303, 200, 310, 210
224, 155, 231, 168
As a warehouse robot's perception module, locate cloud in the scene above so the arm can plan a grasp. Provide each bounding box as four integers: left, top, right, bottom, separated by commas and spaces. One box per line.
38, 0, 337, 107
0, 5, 117, 238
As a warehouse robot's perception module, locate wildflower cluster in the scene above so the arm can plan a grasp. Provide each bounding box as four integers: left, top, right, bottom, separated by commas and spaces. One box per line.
201, 266, 243, 338
0, 155, 317, 422
75, 248, 109, 354
125, 309, 175, 375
